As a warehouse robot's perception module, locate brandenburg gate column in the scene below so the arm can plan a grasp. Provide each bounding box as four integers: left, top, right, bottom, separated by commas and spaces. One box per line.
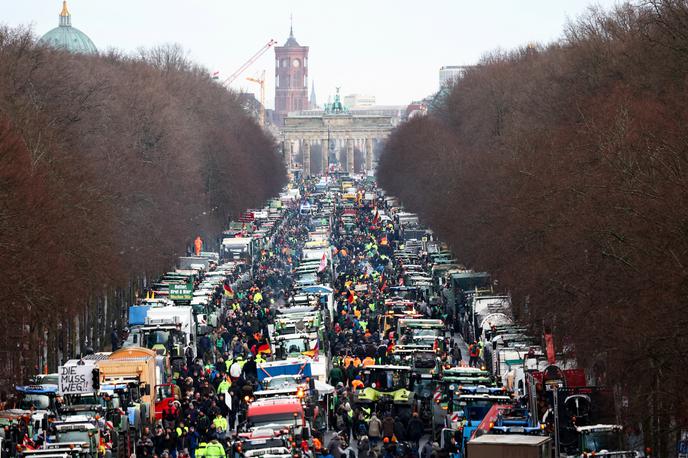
346, 138, 355, 174
321, 138, 328, 174
303, 139, 311, 177
284, 140, 293, 170
365, 137, 374, 172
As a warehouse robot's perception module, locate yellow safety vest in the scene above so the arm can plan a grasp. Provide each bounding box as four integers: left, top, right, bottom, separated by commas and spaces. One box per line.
218, 380, 231, 394
205, 442, 226, 458
213, 416, 228, 432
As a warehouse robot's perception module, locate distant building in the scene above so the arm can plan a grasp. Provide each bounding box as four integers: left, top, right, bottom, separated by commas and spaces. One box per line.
39, 1, 97, 54
310, 82, 318, 109
405, 102, 428, 120
343, 94, 376, 109
439, 65, 471, 88
274, 25, 309, 123
297, 105, 406, 128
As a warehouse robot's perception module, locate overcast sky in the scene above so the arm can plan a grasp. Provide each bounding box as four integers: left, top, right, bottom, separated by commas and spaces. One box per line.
5, 0, 620, 108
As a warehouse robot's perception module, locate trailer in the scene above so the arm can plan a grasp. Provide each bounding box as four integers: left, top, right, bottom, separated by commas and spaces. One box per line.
467, 434, 552, 458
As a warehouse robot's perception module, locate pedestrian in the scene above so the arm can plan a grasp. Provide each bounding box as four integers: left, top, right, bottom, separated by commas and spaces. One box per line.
358, 436, 370, 457
468, 342, 480, 367
406, 413, 424, 450
330, 364, 344, 387
451, 343, 462, 366
393, 417, 406, 442
110, 326, 120, 351
382, 413, 395, 440
368, 413, 382, 445
328, 435, 347, 458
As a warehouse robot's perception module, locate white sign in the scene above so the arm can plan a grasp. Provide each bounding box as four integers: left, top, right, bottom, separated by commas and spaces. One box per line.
58, 363, 95, 394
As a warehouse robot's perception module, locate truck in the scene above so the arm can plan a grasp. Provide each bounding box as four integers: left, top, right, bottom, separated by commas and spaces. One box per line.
88, 348, 157, 432
565, 425, 639, 458
244, 398, 305, 432
126, 305, 195, 368
61, 384, 132, 458
397, 318, 449, 351
1, 410, 41, 456
7, 385, 58, 443
221, 237, 254, 263
44, 416, 99, 458
467, 434, 552, 458
19, 416, 99, 458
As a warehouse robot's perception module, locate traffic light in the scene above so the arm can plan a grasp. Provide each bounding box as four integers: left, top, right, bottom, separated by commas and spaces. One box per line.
92, 368, 100, 390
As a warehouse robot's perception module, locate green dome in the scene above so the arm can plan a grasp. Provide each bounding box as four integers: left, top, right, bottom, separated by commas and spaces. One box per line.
38, 1, 97, 55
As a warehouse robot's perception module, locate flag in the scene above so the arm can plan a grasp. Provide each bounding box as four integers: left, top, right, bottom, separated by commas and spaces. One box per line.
544, 332, 556, 364
318, 253, 327, 273
212, 71, 220, 80
347, 289, 355, 304
223, 283, 234, 297
302, 340, 319, 359
257, 342, 272, 354
372, 208, 380, 226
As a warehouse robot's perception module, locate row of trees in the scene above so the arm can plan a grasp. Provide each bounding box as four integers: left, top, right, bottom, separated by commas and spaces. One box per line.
0, 28, 286, 387
378, 0, 688, 453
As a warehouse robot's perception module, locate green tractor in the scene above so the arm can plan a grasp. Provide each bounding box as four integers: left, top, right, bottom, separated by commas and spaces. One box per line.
354, 365, 415, 414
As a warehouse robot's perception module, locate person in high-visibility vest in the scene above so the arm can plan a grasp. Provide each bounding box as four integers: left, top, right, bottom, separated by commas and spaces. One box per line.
351, 376, 364, 391
196, 441, 209, 458
217, 376, 231, 394
194, 236, 203, 256
213, 413, 228, 441
362, 356, 375, 367
205, 440, 226, 458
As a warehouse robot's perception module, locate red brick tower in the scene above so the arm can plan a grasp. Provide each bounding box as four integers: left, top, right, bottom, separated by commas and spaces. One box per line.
274, 25, 309, 123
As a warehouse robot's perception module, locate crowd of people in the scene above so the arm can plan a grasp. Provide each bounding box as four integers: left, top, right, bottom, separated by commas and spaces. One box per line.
130, 180, 461, 458
321, 191, 461, 458
133, 208, 313, 458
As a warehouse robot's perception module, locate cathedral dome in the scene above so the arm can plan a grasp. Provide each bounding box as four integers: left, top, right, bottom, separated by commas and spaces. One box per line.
38, 1, 97, 55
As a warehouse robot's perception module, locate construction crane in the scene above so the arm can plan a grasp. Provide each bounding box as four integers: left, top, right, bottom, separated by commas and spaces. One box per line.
246, 70, 266, 127
223, 39, 276, 86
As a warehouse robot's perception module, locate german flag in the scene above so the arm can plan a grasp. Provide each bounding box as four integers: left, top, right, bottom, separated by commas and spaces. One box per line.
347, 289, 356, 304
257, 342, 272, 354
